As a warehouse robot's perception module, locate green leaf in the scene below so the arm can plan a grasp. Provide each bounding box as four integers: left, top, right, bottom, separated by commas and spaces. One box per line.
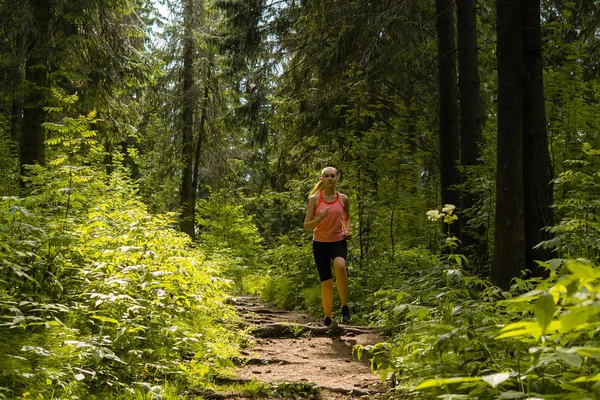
567, 261, 598, 280
573, 347, 600, 359
216, 356, 235, 368
353, 345, 364, 361
534, 293, 556, 333
546, 258, 565, 272
572, 373, 600, 382
481, 372, 510, 388
501, 290, 544, 304
90, 315, 120, 325
559, 311, 588, 331
392, 304, 407, 316
414, 376, 482, 390
556, 348, 583, 367
496, 322, 542, 340
379, 369, 389, 383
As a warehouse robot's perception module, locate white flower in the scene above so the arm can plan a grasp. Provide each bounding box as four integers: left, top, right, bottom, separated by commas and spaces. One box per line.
426, 210, 442, 221
442, 204, 456, 215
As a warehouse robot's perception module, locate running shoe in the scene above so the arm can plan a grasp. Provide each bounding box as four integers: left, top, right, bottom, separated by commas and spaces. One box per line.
341, 305, 351, 323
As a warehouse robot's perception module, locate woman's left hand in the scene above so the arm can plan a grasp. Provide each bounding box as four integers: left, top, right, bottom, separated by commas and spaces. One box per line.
344, 231, 352, 240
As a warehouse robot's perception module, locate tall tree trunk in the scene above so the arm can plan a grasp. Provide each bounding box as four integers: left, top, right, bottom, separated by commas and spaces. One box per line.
357, 168, 365, 269
522, 0, 554, 273
192, 82, 209, 204
192, 3, 209, 206
20, 0, 51, 175
456, 0, 485, 263
492, 0, 526, 289
180, 0, 196, 238
389, 169, 400, 263
436, 0, 461, 237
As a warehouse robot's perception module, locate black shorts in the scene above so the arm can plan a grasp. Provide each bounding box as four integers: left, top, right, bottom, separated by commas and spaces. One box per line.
312, 240, 347, 282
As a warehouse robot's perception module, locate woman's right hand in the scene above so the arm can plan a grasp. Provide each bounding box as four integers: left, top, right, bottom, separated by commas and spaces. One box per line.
319, 210, 328, 220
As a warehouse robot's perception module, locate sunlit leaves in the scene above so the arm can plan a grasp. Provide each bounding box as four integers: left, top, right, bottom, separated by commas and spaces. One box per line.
567, 260, 599, 280
0, 165, 240, 397
481, 372, 511, 388
415, 376, 483, 390
559, 311, 587, 332
414, 371, 511, 391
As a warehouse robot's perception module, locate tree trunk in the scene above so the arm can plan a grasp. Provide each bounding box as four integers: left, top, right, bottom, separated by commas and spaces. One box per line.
192, 82, 209, 204
357, 167, 365, 269
180, 0, 196, 238
456, 0, 485, 263
436, 0, 461, 238
192, 3, 209, 207
522, 0, 554, 273
20, 0, 51, 174
492, 0, 526, 289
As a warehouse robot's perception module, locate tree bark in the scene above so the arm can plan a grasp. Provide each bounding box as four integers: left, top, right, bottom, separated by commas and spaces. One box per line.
20, 0, 51, 174
456, 0, 485, 262
522, 0, 554, 274
436, 0, 461, 238
180, 0, 196, 238
492, 0, 526, 289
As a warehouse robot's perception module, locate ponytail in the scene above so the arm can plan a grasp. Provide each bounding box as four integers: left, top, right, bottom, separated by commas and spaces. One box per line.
309, 181, 324, 197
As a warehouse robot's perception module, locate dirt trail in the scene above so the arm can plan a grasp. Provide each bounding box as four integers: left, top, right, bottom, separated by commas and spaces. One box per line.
228, 296, 388, 399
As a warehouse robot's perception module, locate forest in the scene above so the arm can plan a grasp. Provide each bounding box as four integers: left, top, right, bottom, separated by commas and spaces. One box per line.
2, 0, 600, 398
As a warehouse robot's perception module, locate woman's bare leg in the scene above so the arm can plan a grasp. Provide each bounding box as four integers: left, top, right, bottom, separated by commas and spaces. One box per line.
321, 279, 333, 317
333, 257, 348, 306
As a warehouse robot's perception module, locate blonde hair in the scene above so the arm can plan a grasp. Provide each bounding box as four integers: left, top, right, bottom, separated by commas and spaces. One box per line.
309, 167, 338, 196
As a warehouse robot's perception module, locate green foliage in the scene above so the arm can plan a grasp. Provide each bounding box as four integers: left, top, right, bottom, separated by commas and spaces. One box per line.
197, 190, 263, 259
196, 190, 263, 291
260, 234, 316, 310
244, 191, 307, 248
0, 104, 241, 399
357, 211, 600, 399
540, 144, 600, 260
0, 128, 19, 196
0, 178, 240, 398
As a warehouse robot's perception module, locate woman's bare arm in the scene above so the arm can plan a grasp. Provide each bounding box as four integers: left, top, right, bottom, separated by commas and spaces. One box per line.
304, 195, 323, 231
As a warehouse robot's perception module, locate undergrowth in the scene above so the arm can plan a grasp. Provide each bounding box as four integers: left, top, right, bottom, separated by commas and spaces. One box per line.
359, 205, 600, 399
0, 95, 242, 399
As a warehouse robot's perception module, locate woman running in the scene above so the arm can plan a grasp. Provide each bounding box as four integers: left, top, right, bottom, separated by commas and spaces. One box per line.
303, 167, 351, 326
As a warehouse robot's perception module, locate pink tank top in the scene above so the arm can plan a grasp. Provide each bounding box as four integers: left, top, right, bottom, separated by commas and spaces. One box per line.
313, 191, 346, 242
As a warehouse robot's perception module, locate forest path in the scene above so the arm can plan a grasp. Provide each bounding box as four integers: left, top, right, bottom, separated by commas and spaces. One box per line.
223, 296, 388, 399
